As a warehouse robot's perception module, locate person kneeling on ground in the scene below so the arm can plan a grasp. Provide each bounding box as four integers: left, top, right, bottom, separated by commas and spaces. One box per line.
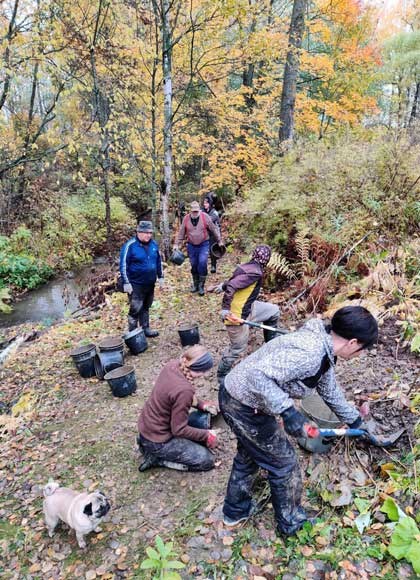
212, 244, 280, 381
219, 305, 378, 536
137, 345, 219, 472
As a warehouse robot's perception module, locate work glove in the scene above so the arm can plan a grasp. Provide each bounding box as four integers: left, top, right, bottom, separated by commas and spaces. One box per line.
197, 400, 219, 416
214, 283, 224, 294
348, 416, 371, 432
123, 283, 133, 295
158, 278, 164, 289
221, 309, 231, 321
206, 429, 219, 449
281, 406, 319, 438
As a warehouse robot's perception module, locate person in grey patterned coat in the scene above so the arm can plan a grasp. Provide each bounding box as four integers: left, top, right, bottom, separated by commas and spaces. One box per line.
219, 305, 378, 536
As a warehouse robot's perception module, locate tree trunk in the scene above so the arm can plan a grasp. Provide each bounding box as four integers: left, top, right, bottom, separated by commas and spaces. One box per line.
150, 12, 159, 221
160, 0, 172, 259
409, 82, 420, 125
16, 61, 39, 203
89, 0, 112, 250
279, 0, 307, 146
0, 0, 20, 112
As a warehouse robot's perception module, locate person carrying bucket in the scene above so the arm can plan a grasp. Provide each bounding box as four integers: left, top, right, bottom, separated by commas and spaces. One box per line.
219, 305, 378, 536
211, 244, 280, 382
119, 221, 163, 337
202, 193, 221, 274
173, 201, 223, 296
137, 345, 220, 472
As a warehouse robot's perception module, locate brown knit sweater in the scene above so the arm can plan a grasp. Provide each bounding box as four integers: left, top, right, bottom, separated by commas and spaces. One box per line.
177, 211, 221, 246
138, 359, 209, 444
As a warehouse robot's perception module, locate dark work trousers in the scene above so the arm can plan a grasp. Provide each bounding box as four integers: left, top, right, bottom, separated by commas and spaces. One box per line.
128, 283, 155, 332
187, 240, 210, 276
138, 433, 215, 472
219, 383, 307, 535
209, 235, 217, 272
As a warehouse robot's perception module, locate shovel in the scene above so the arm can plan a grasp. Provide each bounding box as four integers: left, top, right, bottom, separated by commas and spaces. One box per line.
318, 427, 405, 448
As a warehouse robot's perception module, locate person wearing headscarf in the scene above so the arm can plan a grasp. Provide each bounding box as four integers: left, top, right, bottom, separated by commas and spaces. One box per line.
219, 306, 378, 536
202, 193, 221, 274
174, 201, 223, 295
213, 244, 280, 381
137, 345, 219, 472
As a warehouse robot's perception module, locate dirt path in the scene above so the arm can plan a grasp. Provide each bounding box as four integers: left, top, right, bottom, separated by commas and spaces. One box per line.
0, 257, 418, 579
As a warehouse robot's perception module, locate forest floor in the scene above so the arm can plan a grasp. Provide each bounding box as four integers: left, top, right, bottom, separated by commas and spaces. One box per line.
0, 254, 418, 580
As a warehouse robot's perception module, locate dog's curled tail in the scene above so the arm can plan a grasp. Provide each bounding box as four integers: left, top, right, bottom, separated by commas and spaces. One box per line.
43, 480, 60, 497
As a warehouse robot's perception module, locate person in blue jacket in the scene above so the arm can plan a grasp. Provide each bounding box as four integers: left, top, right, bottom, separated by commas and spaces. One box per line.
119, 221, 164, 337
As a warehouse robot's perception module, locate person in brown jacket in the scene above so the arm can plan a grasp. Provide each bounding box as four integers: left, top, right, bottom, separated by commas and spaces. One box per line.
137, 345, 219, 472
174, 200, 223, 295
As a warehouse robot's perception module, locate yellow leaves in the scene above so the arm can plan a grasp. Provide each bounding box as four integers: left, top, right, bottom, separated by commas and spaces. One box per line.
300, 53, 335, 79
11, 391, 37, 418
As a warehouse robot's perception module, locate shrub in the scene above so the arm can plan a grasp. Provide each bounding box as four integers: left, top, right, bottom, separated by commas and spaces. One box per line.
241, 128, 420, 250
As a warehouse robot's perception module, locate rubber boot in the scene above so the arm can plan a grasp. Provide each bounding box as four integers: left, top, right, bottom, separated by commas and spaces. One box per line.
190, 274, 199, 293
198, 275, 206, 296
139, 454, 159, 472
128, 316, 138, 332
140, 311, 159, 337
210, 255, 217, 274
217, 357, 234, 384
263, 316, 280, 343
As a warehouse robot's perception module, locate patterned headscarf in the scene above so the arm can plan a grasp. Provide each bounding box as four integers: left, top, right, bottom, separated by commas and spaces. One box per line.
252, 245, 272, 266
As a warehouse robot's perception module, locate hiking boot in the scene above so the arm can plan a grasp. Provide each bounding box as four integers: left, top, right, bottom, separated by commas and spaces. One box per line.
143, 327, 159, 338
223, 501, 257, 528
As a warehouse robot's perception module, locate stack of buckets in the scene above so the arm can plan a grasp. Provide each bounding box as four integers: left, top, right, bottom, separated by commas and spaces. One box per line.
69, 328, 147, 398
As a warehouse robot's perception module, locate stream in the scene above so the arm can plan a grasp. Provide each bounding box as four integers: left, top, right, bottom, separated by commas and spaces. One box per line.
0, 259, 111, 329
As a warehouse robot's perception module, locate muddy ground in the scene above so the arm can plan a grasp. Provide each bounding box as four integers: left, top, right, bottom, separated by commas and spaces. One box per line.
0, 256, 418, 579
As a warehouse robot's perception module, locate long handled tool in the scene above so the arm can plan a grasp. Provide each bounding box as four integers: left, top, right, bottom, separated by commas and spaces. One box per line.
319, 427, 405, 448
232, 317, 288, 334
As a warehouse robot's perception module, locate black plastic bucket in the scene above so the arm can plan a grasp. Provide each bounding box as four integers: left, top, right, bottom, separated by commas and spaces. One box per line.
70, 344, 97, 378
170, 249, 186, 266
95, 337, 125, 379
104, 365, 137, 397
123, 328, 148, 355
188, 410, 211, 429
178, 323, 200, 347
211, 243, 226, 260
297, 392, 341, 454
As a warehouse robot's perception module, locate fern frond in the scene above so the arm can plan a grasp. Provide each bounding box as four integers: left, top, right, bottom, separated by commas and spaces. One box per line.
267, 252, 295, 279
295, 226, 310, 276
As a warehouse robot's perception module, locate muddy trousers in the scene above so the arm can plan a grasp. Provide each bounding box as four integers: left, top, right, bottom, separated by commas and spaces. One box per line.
138, 434, 214, 472
219, 384, 307, 535
128, 283, 155, 332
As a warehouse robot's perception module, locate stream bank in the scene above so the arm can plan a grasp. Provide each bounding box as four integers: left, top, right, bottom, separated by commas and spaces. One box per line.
0, 258, 112, 330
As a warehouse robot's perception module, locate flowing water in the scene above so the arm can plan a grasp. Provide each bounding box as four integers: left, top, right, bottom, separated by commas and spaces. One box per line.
0, 259, 111, 329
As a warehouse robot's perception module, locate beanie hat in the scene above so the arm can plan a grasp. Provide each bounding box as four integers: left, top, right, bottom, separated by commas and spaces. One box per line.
136, 221, 154, 233
252, 245, 272, 266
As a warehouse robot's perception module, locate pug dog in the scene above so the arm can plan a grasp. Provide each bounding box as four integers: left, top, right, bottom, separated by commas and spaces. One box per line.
43, 480, 111, 548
